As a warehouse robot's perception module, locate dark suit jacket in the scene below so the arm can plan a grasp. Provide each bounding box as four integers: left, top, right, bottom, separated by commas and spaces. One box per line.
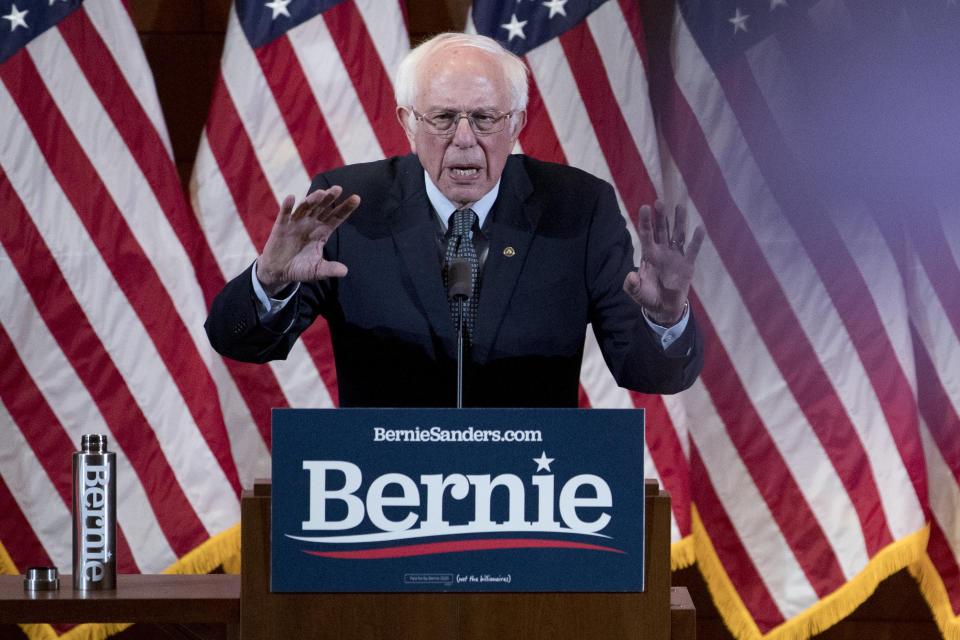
205, 154, 703, 407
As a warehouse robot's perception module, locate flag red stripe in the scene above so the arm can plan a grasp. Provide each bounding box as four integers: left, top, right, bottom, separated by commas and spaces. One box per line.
0, 325, 75, 508
909, 202, 960, 340
912, 326, 960, 487
298, 321, 340, 407
714, 57, 928, 508
0, 161, 206, 557
250, 37, 343, 405
690, 442, 784, 630
58, 10, 212, 295
517, 76, 567, 165
577, 385, 592, 408
0, 476, 52, 572
205, 76, 279, 252
58, 9, 237, 311
13, 70, 244, 504
658, 69, 894, 555
324, 1, 410, 157
633, 393, 691, 536
558, 22, 657, 224
929, 520, 960, 613
112, 526, 138, 574
617, 0, 650, 71
692, 293, 846, 596
56, 9, 243, 497
64, 9, 290, 451
0, 322, 142, 574
255, 35, 345, 177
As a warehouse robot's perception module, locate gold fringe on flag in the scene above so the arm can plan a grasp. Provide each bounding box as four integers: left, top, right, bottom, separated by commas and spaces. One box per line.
671, 535, 696, 571
690, 505, 932, 640
910, 553, 960, 640
0, 539, 17, 577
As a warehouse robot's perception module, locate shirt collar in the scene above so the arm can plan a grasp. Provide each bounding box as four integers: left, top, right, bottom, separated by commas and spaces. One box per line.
423, 170, 500, 230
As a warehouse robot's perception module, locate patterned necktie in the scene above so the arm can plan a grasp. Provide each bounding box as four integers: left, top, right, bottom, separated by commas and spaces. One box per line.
444, 208, 480, 339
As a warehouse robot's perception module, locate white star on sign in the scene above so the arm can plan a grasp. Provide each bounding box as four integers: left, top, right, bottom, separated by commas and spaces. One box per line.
542, 0, 568, 19
533, 451, 555, 472
265, 0, 292, 19
3, 4, 28, 31
501, 13, 528, 41
729, 8, 750, 33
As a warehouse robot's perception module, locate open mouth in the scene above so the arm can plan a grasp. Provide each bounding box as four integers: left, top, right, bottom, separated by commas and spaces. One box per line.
451, 167, 480, 177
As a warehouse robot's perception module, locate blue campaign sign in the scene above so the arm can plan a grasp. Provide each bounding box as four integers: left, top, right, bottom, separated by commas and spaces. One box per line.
270, 408, 645, 592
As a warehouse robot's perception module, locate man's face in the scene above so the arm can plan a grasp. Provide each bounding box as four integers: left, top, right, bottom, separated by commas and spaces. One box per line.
398, 47, 526, 208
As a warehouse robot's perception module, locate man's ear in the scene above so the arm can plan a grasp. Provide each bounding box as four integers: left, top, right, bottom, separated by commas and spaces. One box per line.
510, 110, 527, 142
396, 106, 417, 152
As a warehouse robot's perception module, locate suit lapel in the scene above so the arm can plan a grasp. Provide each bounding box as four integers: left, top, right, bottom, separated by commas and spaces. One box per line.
472, 156, 541, 363
388, 155, 459, 346
386, 155, 544, 358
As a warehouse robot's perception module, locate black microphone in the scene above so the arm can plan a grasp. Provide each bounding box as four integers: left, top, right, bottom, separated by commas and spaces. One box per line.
447, 259, 473, 302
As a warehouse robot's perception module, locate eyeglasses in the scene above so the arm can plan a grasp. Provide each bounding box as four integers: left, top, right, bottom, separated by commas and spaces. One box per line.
410, 108, 515, 136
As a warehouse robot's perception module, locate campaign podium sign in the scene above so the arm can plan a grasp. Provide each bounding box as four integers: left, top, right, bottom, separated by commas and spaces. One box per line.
270, 408, 645, 593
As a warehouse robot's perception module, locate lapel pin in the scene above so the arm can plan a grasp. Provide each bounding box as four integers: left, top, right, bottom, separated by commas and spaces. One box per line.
503, 246, 516, 257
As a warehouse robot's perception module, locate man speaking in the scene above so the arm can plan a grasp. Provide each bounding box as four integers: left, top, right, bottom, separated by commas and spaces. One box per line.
205, 32, 705, 407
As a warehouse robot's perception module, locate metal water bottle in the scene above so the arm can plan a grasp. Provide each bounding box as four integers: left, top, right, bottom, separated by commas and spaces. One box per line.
72, 434, 117, 590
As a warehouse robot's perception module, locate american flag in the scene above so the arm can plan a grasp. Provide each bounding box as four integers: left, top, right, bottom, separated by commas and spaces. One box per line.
3, 0, 957, 638
189, 0, 409, 451
188, 0, 411, 594
0, 0, 408, 637
472, 0, 960, 637
0, 0, 249, 637
659, 0, 960, 635
0, 0, 241, 578
468, 0, 697, 573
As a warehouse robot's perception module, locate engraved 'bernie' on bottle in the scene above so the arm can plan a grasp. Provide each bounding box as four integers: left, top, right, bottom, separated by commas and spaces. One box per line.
72, 434, 117, 590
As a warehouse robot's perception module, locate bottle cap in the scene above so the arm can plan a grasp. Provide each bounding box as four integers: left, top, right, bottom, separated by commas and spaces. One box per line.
24, 566, 60, 591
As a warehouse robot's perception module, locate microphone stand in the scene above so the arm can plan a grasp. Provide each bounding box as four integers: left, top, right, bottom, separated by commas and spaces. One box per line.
455, 298, 466, 409
447, 259, 472, 409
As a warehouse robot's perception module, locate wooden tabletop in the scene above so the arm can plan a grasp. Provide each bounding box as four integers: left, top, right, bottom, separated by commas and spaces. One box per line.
0, 574, 239, 624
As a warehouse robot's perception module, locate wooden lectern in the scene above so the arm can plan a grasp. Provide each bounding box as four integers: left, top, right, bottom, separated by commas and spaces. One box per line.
240, 478, 683, 639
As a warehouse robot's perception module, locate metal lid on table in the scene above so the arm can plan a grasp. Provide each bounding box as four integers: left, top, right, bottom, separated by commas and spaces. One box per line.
24, 566, 60, 591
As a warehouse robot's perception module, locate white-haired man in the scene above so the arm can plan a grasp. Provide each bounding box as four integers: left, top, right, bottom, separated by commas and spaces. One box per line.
205, 32, 705, 407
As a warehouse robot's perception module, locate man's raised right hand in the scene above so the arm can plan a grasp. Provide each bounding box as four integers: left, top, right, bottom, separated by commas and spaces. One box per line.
255, 186, 361, 296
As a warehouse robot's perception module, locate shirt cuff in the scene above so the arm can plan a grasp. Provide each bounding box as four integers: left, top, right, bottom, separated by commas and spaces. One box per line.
251, 260, 299, 322
642, 304, 690, 351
